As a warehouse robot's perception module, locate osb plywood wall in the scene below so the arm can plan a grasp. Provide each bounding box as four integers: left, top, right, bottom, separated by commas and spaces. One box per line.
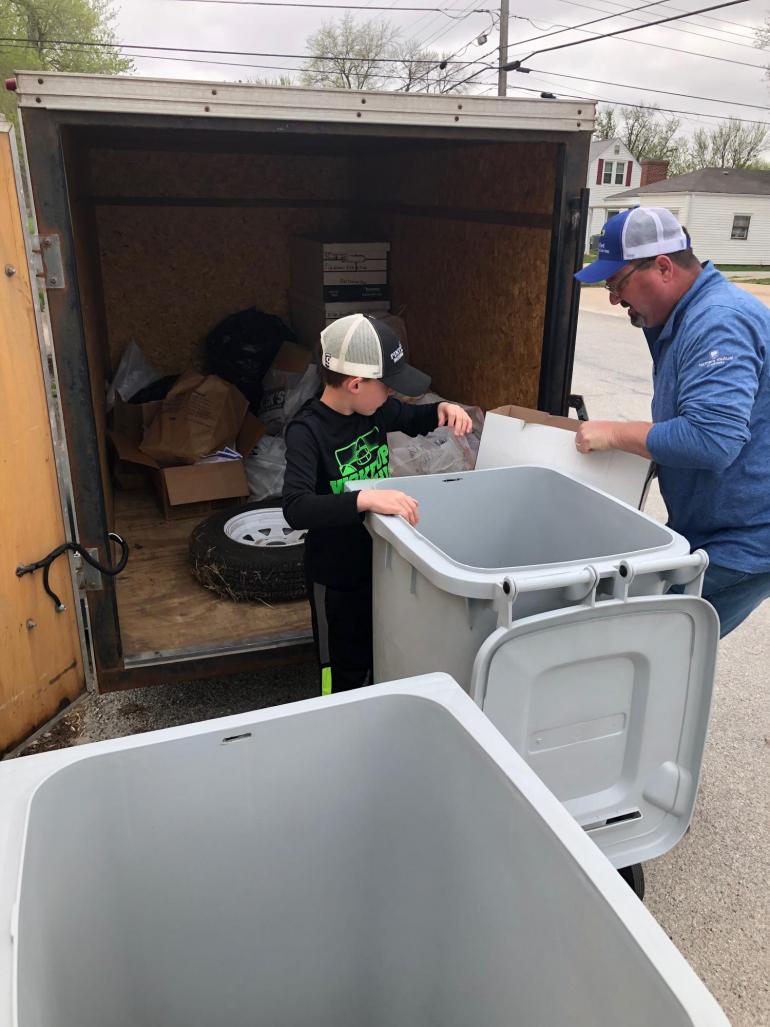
89, 150, 352, 374
355, 141, 555, 410
86, 138, 555, 409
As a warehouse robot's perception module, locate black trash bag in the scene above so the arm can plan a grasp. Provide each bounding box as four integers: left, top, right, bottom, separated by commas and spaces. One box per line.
206, 307, 296, 411
129, 374, 179, 404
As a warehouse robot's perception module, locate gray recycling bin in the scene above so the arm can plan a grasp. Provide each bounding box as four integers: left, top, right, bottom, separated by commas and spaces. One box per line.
0, 677, 729, 1026
353, 466, 719, 869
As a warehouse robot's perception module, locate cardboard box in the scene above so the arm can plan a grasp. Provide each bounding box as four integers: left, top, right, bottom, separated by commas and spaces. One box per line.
289, 292, 390, 347
109, 413, 265, 521
291, 237, 390, 306
476, 405, 653, 509
271, 339, 314, 374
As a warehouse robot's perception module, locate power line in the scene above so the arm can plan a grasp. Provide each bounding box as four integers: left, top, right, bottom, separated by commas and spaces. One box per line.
160, 0, 489, 12
501, 0, 674, 52
467, 73, 770, 126
502, 0, 753, 72
541, 0, 762, 51
525, 66, 769, 113
551, 0, 759, 39
439, 0, 672, 91
445, 0, 764, 93
0, 35, 490, 65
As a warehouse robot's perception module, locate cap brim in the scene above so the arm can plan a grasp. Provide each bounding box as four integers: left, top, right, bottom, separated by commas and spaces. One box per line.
382, 362, 431, 397
574, 258, 626, 284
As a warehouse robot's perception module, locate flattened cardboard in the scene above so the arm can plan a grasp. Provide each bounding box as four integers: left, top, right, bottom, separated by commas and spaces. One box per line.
476, 405, 652, 509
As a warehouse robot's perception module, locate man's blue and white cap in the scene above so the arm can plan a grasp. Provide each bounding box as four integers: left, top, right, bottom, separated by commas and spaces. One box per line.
576, 207, 689, 283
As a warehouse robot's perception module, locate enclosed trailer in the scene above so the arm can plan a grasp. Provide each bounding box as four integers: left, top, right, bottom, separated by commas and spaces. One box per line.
2, 73, 592, 750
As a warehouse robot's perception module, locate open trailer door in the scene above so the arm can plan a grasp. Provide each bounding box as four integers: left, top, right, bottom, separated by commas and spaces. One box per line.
0, 121, 90, 753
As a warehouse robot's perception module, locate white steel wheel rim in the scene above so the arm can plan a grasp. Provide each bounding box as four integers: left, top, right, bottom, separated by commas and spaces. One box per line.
224, 508, 306, 548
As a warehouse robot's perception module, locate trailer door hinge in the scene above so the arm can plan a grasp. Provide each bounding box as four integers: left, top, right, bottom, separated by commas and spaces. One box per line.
31, 235, 65, 289
74, 549, 104, 593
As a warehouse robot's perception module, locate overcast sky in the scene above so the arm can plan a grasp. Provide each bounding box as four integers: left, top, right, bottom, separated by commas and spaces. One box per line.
113, 0, 769, 146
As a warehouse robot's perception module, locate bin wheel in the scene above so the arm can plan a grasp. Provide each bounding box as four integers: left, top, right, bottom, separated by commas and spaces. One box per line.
189, 500, 307, 603
617, 863, 645, 901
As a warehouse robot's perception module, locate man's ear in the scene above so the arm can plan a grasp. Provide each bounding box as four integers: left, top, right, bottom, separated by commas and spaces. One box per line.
656, 255, 675, 281
345, 376, 364, 393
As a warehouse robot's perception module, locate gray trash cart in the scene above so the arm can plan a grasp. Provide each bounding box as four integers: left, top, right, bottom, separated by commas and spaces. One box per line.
353, 466, 719, 896
0, 677, 729, 1026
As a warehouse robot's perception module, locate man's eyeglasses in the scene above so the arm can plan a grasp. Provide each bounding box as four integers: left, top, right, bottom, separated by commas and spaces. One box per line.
604, 259, 654, 297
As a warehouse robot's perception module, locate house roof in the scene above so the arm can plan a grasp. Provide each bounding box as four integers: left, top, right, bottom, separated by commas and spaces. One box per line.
589, 137, 635, 162
607, 167, 770, 200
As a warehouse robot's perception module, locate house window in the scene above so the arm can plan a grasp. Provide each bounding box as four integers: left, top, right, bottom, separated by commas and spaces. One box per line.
731, 215, 750, 240
603, 160, 626, 185
605, 210, 620, 223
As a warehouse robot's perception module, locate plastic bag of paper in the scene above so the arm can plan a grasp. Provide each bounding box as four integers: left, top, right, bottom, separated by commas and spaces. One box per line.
245, 436, 287, 501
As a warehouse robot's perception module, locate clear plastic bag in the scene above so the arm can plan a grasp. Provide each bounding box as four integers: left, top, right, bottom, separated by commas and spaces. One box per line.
106, 341, 160, 410
388, 395, 485, 477
245, 436, 287, 501
388, 428, 475, 477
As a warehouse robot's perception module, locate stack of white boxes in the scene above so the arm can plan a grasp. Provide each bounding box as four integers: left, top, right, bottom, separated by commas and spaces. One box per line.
289, 238, 390, 347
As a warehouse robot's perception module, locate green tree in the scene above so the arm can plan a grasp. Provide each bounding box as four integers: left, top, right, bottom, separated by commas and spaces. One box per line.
619, 103, 683, 162
1, 0, 132, 122
592, 106, 617, 140
756, 14, 769, 77
688, 118, 768, 169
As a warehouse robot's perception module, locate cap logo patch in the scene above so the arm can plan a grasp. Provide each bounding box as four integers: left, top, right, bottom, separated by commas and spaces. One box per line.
391, 343, 404, 363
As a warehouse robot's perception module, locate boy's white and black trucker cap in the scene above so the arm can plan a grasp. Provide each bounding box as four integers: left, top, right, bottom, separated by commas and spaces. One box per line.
321, 314, 431, 397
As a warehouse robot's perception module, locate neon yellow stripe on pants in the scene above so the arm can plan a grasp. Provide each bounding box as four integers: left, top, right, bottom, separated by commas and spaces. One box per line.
321, 666, 332, 696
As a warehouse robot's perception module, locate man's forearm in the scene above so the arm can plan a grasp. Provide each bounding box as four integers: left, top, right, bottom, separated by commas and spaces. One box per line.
575, 419, 653, 459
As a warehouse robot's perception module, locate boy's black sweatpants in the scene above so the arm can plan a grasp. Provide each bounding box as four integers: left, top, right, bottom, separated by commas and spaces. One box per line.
306, 573, 373, 694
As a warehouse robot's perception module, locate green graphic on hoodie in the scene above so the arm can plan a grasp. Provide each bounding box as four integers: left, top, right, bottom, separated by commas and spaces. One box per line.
330, 429, 390, 493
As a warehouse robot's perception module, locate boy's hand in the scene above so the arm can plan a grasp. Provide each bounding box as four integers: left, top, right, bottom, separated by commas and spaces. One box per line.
437, 402, 473, 437
357, 488, 420, 526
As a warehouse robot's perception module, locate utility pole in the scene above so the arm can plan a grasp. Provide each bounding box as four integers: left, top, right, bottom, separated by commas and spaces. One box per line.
497, 0, 509, 96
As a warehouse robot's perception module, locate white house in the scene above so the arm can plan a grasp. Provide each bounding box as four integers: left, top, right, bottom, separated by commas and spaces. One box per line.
586, 138, 642, 240
606, 167, 770, 266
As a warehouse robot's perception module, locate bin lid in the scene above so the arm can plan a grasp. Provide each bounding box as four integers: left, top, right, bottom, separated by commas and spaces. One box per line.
470, 595, 718, 868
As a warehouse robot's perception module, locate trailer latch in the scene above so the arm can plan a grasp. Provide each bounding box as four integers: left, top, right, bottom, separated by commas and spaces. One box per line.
31, 235, 65, 290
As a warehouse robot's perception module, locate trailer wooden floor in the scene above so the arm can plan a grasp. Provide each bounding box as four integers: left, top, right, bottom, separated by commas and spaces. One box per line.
114, 490, 312, 664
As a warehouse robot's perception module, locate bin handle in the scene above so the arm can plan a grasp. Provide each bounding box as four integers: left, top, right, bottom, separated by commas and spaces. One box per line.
494, 565, 601, 627
614, 549, 709, 599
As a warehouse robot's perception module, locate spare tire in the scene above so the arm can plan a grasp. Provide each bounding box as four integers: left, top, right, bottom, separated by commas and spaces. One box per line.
189, 500, 307, 602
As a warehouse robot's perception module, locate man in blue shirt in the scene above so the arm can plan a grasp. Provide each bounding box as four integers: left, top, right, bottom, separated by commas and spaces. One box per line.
575, 207, 770, 637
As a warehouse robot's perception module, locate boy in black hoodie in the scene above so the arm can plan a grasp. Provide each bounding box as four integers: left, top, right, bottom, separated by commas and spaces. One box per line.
283, 313, 472, 695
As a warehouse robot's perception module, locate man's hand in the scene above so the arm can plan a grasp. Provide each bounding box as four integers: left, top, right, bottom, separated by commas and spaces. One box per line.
357, 488, 420, 526
575, 419, 653, 459
437, 402, 473, 437
575, 420, 617, 453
